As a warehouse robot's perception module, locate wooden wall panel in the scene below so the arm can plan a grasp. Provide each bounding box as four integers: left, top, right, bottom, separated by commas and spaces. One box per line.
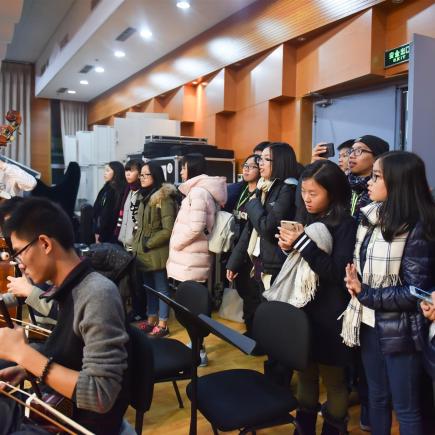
236, 44, 294, 111
30, 97, 51, 184
88, 0, 384, 124
296, 10, 376, 97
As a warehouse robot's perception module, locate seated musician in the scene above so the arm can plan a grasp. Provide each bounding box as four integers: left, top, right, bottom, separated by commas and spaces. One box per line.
0, 196, 57, 331
0, 198, 130, 435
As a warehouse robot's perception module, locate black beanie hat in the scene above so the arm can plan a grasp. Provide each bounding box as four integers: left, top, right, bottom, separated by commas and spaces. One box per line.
355, 135, 389, 157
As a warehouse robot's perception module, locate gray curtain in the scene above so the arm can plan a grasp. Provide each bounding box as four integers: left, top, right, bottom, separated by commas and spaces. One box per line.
60, 100, 88, 151
0, 61, 32, 165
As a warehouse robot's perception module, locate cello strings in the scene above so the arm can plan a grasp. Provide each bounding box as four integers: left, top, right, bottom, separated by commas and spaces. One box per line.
0, 314, 51, 337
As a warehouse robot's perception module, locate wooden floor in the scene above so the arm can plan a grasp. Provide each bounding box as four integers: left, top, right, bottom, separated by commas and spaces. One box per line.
125, 315, 399, 435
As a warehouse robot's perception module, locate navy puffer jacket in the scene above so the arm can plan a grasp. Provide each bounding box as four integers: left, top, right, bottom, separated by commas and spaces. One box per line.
357, 223, 434, 354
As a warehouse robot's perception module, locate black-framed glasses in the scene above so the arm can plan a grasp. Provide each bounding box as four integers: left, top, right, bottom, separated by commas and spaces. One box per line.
11, 237, 39, 264
139, 173, 152, 179
348, 148, 374, 157
242, 164, 259, 171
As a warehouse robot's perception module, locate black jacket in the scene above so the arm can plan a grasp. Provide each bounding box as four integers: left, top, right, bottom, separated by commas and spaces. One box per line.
93, 182, 123, 243
357, 222, 434, 354
226, 179, 296, 275
293, 215, 357, 366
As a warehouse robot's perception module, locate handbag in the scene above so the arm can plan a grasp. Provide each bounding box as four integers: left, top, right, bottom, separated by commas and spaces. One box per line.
218, 283, 244, 323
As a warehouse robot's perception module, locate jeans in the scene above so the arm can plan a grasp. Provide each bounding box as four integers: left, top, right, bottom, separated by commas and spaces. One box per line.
360, 324, 423, 435
143, 270, 170, 321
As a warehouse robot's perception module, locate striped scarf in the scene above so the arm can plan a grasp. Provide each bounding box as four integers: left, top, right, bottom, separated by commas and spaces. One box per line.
340, 202, 409, 347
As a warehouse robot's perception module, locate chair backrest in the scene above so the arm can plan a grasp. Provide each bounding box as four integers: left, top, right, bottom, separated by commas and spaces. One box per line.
252, 301, 310, 371
128, 326, 155, 412
175, 280, 212, 339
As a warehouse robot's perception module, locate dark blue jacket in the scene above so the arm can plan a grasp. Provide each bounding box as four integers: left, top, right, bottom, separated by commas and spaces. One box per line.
357, 223, 434, 354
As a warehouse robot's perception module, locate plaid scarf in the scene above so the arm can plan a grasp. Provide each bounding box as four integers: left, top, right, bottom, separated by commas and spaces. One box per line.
340, 202, 409, 347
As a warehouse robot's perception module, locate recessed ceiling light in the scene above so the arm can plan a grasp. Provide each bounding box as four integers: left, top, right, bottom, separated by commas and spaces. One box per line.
80, 80, 89, 85
95, 66, 105, 73
140, 29, 153, 39
192, 81, 198, 85
297, 36, 306, 42
114, 50, 125, 58
201, 82, 208, 86
67, 90, 76, 94
176, 1, 190, 9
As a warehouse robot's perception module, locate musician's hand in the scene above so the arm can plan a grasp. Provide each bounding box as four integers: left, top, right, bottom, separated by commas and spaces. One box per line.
0, 326, 28, 362
7, 275, 34, 298
0, 365, 26, 390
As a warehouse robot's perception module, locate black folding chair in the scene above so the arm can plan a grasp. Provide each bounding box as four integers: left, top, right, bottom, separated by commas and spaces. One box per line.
186, 301, 310, 435
128, 326, 155, 435
145, 281, 212, 435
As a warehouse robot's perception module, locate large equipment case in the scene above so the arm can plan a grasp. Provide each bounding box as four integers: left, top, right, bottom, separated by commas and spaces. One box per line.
127, 153, 235, 184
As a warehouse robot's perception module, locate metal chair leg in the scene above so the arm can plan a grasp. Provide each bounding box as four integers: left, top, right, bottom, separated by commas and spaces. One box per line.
172, 380, 184, 408
211, 424, 219, 435
135, 411, 144, 435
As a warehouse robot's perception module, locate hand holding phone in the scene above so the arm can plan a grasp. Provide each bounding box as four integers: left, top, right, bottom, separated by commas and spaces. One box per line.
410, 286, 433, 304
319, 142, 335, 158
280, 220, 303, 232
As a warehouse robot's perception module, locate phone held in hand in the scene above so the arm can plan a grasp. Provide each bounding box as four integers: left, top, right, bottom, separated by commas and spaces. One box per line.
409, 285, 433, 304
319, 142, 335, 158
280, 220, 303, 232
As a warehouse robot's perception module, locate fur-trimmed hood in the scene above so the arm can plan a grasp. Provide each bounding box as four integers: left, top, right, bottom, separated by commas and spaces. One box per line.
148, 183, 177, 207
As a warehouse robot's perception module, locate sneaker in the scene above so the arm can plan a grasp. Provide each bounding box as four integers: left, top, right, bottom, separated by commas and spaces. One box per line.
199, 349, 208, 367
137, 320, 156, 333
148, 325, 169, 338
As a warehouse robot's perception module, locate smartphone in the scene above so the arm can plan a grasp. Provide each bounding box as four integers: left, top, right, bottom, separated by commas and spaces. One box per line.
319, 142, 335, 158
280, 220, 303, 232
409, 286, 433, 304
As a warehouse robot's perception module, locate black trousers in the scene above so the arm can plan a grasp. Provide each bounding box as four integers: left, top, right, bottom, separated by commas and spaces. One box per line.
234, 260, 263, 336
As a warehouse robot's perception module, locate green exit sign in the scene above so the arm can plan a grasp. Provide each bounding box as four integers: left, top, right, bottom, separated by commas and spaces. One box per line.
385, 43, 411, 68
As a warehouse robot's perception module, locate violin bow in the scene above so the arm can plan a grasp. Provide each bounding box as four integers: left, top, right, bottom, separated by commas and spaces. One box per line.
0, 381, 94, 435
0, 313, 52, 338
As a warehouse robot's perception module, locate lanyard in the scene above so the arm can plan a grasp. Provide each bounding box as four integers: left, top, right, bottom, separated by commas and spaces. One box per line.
236, 185, 251, 211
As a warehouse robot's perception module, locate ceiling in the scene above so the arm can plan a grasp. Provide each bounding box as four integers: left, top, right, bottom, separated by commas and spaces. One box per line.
5, 0, 258, 102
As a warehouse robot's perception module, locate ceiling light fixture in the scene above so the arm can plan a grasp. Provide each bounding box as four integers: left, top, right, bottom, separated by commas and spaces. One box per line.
95, 66, 105, 73
67, 90, 76, 94
80, 80, 89, 85
176, 1, 190, 9
114, 50, 126, 58
297, 36, 306, 42
201, 82, 208, 86
192, 81, 198, 85
140, 29, 153, 39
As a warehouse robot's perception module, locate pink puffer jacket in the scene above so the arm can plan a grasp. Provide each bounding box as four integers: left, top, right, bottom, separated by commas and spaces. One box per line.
167, 174, 227, 282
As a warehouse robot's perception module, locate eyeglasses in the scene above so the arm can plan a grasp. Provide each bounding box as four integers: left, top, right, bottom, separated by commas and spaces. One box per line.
348, 148, 373, 157
258, 157, 273, 163
11, 237, 39, 264
242, 164, 259, 171
139, 173, 152, 179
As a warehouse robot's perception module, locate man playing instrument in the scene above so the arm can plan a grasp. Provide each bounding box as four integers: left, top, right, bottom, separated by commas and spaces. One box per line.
0, 198, 130, 435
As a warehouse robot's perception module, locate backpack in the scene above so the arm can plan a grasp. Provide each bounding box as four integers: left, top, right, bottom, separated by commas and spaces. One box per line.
207, 208, 235, 254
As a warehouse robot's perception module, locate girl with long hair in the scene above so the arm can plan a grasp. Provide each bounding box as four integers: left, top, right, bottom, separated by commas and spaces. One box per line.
275, 160, 357, 434
133, 161, 177, 337
93, 161, 126, 243
344, 151, 435, 435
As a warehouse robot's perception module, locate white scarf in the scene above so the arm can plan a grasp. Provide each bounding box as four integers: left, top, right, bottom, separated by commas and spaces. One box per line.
340, 202, 409, 347
247, 178, 275, 258
263, 222, 333, 307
